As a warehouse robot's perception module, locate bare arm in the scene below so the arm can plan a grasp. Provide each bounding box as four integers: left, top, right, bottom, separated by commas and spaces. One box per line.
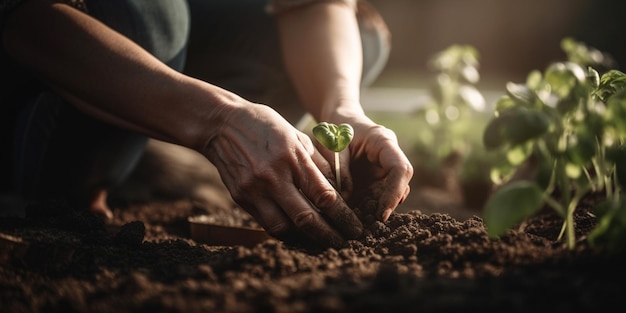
276, 2, 414, 221
2, 0, 239, 150
276, 1, 363, 122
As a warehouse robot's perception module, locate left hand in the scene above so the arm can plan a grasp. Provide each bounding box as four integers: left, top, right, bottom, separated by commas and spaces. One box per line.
315, 113, 414, 223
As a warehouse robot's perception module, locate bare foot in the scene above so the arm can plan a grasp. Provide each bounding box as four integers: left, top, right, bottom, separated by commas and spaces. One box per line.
90, 189, 113, 220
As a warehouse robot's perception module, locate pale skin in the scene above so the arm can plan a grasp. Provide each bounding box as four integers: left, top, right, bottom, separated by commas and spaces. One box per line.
3, 0, 413, 247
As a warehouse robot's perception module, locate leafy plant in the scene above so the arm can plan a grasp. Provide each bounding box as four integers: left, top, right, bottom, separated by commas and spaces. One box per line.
312, 122, 354, 193
404, 44, 500, 208
482, 37, 626, 251
416, 44, 487, 163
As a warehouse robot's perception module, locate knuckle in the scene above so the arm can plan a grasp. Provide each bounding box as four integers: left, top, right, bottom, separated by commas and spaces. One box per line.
229, 190, 244, 203
273, 148, 294, 160
249, 161, 272, 179
234, 169, 280, 197
370, 124, 397, 139
265, 222, 291, 238
251, 163, 282, 186
232, 178, 255, 199
381, 126, 399, 139
292, 211, 318, 229
311, 188, 339, 209
404, 162, 414, 178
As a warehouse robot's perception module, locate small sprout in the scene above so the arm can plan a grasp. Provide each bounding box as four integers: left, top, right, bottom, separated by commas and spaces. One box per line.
312, 122, 354, 193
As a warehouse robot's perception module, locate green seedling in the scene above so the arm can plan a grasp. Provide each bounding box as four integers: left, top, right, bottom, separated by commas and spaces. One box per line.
312, 122, 354, 193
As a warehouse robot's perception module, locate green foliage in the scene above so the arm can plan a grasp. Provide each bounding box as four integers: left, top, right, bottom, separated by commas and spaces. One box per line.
412, 44, 497, 184
482, 37, 626, 251
312, 122, 354, 153
483, 181, 544, 236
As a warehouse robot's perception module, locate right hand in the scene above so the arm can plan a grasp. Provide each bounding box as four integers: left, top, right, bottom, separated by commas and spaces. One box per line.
202, 104, 364, 247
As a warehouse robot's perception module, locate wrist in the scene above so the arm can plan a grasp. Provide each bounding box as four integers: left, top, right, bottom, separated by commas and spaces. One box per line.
319, 98, 365, 124
179, 79, 249, 152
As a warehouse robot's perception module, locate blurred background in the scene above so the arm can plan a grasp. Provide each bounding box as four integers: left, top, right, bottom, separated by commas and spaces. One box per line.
366, 0, 626, 89
355, 0, 626, 218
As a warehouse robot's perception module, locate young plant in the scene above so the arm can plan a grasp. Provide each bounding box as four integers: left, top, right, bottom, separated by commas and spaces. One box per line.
312, 122, 354, 193
482, 37, 626, 251
416, 44, 487, 167
406, 44, 498, 208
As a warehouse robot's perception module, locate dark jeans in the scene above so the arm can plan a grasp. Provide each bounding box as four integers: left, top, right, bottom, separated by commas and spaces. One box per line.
0, 0, 390, 216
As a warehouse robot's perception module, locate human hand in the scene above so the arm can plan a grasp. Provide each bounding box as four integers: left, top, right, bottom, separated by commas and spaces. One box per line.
315, 114, 414, 224
203, 104, 363, 247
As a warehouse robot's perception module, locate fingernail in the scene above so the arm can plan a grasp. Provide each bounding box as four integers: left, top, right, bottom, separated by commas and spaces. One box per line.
380, 208, 392, 222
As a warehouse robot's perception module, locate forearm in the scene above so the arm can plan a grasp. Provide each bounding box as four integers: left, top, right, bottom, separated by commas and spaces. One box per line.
276, 1, 365, 124
2, 0, 241, 150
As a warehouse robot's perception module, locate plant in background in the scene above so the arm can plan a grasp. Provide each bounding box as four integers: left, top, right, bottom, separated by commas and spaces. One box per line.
407, 44, 499, 208
312, 122, 354, 193
482, 37, 626, 251
414, 44, 487, 168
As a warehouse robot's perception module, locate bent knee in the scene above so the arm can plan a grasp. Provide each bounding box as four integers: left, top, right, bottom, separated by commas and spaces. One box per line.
356, 1, 391, 87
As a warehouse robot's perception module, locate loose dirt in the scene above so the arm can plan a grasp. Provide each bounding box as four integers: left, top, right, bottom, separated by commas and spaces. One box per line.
1, 190, 624, 313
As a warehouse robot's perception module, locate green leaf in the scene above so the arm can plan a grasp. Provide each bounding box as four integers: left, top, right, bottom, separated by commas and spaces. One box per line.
544, 62, 586, 99
588, 198, 626, 252
506, 82, 537, 106
429, 44, 480, 82
595, 70, 626, 103
526, 70, 543, 89
535, 157, 555, 191
564, 131, 596, 166
587, 67, 600, 89
493, 95, 517, 112
606, 89, 626, 136
606, 144, 626, 186
505, 142, 532, 166
482, 108, 550, 149
564, 162, 582, 179
483, 180, 544, 238
312, 122, 354, 152
561, 37, 608, 68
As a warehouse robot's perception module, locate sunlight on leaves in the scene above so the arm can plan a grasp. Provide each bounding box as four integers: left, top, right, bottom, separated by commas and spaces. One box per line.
484, 181, 544, 238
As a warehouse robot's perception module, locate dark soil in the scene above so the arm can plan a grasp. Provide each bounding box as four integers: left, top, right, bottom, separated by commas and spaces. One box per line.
1, 188, 625, 313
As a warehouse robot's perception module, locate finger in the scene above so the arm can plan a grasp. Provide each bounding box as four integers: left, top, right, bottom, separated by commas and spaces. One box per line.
89, 189, 113, 220
238, 197, 294, 239
377, 165, 413, 222
296, 161, 363, 239
307, 140, 334, 180
274, 184, 346, 247
209, 143, 297, 239
243, 192, 328, 248
401, 185, 410, 204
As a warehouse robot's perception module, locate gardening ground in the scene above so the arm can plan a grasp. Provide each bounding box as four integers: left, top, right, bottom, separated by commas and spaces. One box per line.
1, 137, 625, 313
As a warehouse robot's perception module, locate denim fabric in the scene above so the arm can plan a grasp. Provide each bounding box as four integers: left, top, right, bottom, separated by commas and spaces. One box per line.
85, 0, 190, 70
4, 0, 190, 214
